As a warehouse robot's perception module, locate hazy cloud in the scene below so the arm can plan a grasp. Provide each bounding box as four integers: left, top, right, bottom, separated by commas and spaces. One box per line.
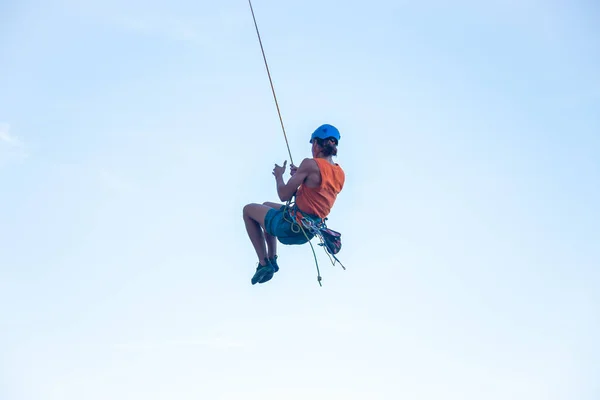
60, 0, 246, 45
0, 123, 22, 147
0, 123, 28, 167
114, 336, 248, 352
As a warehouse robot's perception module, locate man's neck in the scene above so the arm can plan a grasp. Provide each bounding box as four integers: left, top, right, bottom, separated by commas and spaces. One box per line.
315, 154, 334, 164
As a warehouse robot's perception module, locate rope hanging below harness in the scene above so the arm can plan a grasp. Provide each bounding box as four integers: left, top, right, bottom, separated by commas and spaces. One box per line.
284, 199, 323, 286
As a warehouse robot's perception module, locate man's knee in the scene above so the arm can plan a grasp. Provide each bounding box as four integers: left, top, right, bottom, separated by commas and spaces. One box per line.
244, 203, 269, 220
243, 203, 256, 217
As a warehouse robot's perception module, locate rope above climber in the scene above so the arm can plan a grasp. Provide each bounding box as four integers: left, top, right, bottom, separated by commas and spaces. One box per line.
242, 124, 345, 285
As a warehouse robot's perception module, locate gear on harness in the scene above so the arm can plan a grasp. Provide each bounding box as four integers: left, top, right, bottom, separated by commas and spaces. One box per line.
283, 199, 347, 282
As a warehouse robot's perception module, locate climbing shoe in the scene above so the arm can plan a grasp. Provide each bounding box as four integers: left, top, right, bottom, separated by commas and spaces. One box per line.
258, 255, 279, 284
251, 260, 275, 285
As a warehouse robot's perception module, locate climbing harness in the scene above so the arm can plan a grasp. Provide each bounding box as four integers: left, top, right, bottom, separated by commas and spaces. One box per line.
282, 198, 346, 286
248, 1, 345, 285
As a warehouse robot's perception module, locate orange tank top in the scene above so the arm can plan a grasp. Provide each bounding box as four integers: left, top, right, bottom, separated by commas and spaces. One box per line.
295, 158, 345, 219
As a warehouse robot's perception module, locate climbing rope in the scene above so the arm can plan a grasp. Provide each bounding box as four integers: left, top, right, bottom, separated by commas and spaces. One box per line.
247, 0, 294, 166
284, 200, 323, 286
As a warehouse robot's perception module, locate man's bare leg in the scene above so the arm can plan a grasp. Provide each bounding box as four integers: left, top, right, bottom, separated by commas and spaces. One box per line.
242, 203, 272, 265
262, 201, 284, 259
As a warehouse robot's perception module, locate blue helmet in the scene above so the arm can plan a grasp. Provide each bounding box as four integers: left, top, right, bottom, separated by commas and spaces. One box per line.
310, 124, 340, 144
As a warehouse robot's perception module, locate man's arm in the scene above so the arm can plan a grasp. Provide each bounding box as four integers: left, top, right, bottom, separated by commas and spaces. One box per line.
275, 158, 317, 202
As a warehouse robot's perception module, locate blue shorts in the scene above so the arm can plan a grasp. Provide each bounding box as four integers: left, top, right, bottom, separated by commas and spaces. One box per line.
264, 206, 314, 245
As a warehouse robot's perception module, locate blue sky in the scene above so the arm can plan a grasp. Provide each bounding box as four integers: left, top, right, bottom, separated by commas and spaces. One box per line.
1, 0, 598, 399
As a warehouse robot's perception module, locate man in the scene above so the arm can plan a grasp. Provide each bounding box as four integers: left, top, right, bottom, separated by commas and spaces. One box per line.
242, 124, 345, 284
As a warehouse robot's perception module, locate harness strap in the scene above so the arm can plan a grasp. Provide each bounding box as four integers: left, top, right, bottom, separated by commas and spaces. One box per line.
282, 198, 345, 285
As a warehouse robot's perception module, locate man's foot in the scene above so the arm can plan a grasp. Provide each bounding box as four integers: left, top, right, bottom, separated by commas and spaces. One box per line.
251, 260, 275, 285
258, 255, 279, 284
